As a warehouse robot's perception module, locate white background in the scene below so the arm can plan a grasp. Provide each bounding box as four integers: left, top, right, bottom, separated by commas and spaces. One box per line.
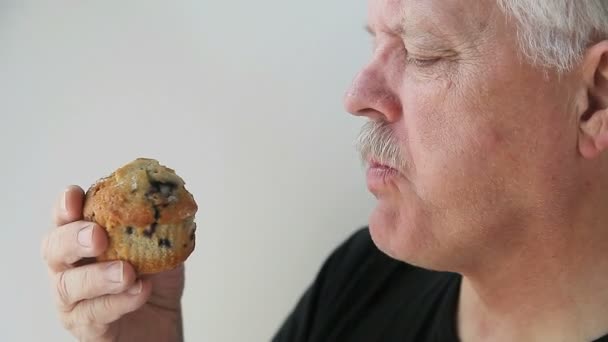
0, 0, 375, 341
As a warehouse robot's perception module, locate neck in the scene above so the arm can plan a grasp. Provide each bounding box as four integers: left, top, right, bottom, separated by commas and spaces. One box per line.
457, 214, 608, 342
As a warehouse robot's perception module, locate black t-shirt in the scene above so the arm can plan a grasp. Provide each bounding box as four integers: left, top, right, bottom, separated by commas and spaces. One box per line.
272, 227, 608, 342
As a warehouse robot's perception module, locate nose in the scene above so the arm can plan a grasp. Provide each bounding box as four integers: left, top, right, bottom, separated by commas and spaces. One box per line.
343, 59, 402, 123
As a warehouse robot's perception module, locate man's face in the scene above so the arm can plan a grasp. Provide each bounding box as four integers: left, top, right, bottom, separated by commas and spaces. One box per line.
345, 0, 582, 271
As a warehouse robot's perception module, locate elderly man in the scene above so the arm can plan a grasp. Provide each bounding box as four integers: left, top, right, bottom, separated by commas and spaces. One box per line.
42, 0, 608, 341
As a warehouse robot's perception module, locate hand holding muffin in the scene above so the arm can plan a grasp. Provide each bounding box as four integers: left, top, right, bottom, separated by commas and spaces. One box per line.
41, 158, 197, 341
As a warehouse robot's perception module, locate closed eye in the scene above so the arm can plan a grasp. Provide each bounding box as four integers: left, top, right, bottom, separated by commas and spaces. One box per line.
406, 55, 441, 67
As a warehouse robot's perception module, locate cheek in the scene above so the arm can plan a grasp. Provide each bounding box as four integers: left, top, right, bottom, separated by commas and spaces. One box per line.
401, 75, 464, 156
400, 77, 510, 210
402, 78, 470, 175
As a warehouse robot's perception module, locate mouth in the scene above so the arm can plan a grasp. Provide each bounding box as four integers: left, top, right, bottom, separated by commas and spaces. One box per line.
369, 159, 397, 170
366, 159, 400, 192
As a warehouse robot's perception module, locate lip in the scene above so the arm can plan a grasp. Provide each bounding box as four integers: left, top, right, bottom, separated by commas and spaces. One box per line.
366, 160, 400, 192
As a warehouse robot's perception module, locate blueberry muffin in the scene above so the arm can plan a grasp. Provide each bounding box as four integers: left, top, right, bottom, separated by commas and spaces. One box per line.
83, 158, 198, 274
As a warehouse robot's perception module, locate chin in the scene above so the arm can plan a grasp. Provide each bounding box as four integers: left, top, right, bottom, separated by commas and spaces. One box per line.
368, 200, 446, 271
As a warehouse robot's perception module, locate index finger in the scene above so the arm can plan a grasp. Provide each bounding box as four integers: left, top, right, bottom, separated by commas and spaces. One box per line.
53, 185, 85, 226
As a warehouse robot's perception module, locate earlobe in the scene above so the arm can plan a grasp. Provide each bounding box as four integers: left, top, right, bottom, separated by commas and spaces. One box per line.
579, 137, 598, 159
579, 112, 608, 159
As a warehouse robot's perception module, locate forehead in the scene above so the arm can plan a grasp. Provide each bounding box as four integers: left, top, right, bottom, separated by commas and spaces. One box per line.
368, 0, 495, 36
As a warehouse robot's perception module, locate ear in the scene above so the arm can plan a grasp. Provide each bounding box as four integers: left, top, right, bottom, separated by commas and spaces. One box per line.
578, 41, 608, 159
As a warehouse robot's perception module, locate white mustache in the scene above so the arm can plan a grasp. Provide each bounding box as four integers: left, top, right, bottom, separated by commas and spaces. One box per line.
356, 120, 406, 171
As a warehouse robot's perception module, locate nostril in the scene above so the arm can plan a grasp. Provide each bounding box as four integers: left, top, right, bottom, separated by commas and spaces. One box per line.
355, 108, 388, 122
344, 91, 365, 115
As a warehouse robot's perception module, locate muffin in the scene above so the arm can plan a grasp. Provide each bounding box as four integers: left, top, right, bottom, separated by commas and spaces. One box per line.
83, 158, 198, 274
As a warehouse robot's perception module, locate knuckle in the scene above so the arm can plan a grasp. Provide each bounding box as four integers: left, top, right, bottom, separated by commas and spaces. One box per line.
84, 303, 98, 326
41, 232, 53, 262
101, 295, 115, 315
79, 266, 91, 289
42, 228, 70, 267
85, 296, 114, 326
55, 271, 71, 306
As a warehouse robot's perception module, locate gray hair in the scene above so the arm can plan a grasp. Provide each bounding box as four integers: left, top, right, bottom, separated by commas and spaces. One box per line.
356, 120, 406, 171
497, 0, 608, 72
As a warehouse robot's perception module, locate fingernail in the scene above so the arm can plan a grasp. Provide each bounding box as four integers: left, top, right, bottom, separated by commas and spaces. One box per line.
77, 225, 94, 247
105, 261, 123, 283
127, 280, 142, 295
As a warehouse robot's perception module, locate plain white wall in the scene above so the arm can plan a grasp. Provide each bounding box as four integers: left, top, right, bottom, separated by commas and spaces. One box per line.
0, 1, 374, 340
